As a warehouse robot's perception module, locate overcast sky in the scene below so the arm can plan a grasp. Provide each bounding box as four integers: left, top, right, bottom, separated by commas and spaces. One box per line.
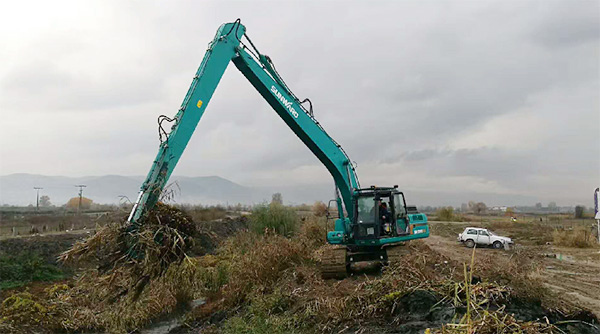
0, 0, 598, 206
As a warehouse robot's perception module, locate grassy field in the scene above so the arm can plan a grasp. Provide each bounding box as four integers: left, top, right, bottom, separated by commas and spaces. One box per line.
429, 214, 598, 246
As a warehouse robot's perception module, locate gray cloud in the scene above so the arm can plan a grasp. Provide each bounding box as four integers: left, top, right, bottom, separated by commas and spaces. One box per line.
0, 0, 598, 206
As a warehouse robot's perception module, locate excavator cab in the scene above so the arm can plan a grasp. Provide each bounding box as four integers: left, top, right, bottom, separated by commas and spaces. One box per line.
327, 186, 427, 245
322, 186, 430, 278
353, 187, 410, 241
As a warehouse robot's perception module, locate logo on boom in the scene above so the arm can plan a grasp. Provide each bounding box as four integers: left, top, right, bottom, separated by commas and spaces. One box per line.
271, 85, 299, 118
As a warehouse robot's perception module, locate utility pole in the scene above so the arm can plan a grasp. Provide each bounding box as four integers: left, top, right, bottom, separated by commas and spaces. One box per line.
594, 188, 599, 244
75, 185, 87, 214
33, 187, 43, 211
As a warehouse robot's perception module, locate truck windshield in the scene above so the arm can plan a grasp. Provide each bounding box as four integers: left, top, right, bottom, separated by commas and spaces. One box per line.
356, 197, 375, 224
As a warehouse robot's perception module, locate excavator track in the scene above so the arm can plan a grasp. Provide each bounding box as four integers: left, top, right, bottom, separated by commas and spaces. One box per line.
320, 246, 348, 279
384, 243, 409, 266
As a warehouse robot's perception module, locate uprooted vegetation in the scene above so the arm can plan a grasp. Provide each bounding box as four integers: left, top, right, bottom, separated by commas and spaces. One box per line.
0, 204, 597, 333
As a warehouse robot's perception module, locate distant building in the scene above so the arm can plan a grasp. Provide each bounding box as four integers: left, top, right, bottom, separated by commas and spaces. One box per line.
489, 206, 508, 212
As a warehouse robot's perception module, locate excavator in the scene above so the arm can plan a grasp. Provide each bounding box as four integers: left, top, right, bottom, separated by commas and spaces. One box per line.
127, 20, 430, 278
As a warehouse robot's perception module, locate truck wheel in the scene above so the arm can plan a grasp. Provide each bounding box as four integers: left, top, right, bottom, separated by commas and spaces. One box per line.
493, 241, 503, 249
464, 239, 475, 248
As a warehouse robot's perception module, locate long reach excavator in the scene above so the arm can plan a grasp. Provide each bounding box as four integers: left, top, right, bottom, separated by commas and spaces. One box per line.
128, 20, 430, 278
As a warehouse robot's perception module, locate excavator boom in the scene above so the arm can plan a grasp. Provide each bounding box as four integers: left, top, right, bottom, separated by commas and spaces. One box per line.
128, 20, 357, 225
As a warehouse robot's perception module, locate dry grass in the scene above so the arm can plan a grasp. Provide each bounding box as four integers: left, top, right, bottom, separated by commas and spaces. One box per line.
186, 206, 228, 222
189, 240, 462, 332
432, 309, 557, 334
2, 206, 596, 333
432, 248, 557, 334
552, 228, 599, 248
216, 237, 593, 333
430, 220, 557, 246
219, 231, 309, 307
311, 201, 328, 217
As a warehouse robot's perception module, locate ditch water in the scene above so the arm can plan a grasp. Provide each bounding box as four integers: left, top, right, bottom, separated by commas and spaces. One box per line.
139, 298, 205, 334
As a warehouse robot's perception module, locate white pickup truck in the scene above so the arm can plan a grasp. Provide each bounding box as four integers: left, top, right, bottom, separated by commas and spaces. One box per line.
457, 227, 513, 249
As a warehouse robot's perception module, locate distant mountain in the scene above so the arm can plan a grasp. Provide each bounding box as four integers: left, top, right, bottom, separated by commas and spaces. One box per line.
0, 173, 539, 208
0, 174, 271, 206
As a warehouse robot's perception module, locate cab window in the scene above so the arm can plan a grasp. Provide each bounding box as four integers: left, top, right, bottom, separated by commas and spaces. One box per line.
356, 197, 375, 224
478, 230, 489, 236
393, 194, 406, 218
466, 229, 477, 235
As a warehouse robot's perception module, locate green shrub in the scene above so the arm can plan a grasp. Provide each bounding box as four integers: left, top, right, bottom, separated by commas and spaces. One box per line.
436, 207, 455, 222
0, 254, 65, 289
249, 203, 299, 237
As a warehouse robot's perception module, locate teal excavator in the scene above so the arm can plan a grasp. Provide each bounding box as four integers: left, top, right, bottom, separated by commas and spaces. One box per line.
128, 20, 429, 278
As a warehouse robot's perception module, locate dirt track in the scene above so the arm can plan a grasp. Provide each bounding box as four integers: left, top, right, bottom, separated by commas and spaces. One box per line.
423, 232, 600, 316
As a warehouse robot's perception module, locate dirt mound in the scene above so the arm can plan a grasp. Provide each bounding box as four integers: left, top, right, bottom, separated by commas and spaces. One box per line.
192, 216, 248, 255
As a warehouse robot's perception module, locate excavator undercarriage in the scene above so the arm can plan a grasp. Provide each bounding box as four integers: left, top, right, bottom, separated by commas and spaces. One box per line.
319, 243, 410, 279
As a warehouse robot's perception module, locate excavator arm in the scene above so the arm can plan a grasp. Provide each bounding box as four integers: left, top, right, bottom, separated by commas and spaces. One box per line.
128, 20, 358, 225
231, 42, 360, 220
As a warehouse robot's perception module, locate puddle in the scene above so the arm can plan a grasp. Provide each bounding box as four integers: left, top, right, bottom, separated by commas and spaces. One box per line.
139, 298, 206, 334
140, 319, 180, 334
542, 253, 574, 261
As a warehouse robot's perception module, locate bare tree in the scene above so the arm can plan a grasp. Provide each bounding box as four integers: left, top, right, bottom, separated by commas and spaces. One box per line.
575, 205, 585, 219
473, 202, 487, 215
467, 201, 477, 213
271, 193, 283, 205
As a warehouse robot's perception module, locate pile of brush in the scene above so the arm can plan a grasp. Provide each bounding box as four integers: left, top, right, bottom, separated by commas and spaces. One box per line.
50, 203, 203, 332
60, 203, 195, 293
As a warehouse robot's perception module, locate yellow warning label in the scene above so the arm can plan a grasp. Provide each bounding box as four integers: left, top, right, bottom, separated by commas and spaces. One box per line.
197, 100, 203, 108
